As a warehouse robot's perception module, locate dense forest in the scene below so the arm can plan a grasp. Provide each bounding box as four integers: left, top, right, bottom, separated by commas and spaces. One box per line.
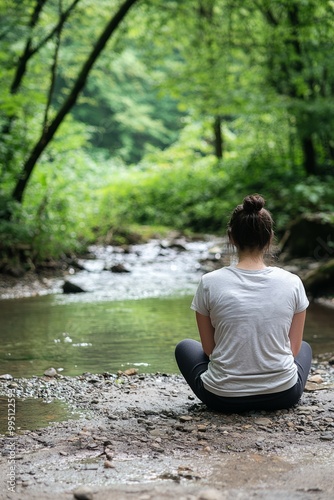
1, 0, 334, 268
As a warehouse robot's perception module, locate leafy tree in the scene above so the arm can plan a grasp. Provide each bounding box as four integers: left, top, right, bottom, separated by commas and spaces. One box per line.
1, 0, 140, 211
1, 0, 334, 267
130, 0, 278, 164
257, 0, 334, 175
133, 0, 334, 176
71, 48, 184, 163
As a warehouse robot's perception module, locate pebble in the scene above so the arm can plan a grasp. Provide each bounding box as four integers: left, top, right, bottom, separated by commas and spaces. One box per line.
320, 432, 333, 441
73, 486, 94, 500
151, 443, 164, 452
44, 367, 57, 377
22, 480, 33, 487
110, 263, 130, 273
104, 460, 115, 468
7, 382, 18, 388
0, 374, 13, 380
149, 429, 164, 437
179, 415, 193, 422
86, 443, 98, 450
123, 368, 138, 376
254, 418, 272, 427
297, 406, 319, 413
308, 375, 324, 384
175, 424, 195, 433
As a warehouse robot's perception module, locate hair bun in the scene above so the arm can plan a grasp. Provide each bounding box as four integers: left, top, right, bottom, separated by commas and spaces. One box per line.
243, 194, 265, 214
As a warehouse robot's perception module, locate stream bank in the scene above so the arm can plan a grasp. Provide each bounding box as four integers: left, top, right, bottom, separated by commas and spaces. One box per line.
1, 236, 334, 499
0, 365, 334, 500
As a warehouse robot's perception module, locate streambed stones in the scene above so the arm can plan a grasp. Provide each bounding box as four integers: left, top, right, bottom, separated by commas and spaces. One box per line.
44, 367, 58, 377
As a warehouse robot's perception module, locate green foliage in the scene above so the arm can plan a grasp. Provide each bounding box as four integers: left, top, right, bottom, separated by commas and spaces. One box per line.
271, 176, 334, 231
71, 48, 184, 163
22, 124, 112, 260
97, 163, 228, 234
96, 159, 334, 241
95, 110, 334, 239
0, 117, 112, 263
1, 0, 334, 267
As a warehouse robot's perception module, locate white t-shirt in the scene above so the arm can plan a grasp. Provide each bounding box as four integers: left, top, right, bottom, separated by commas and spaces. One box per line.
191, 266, 309, 397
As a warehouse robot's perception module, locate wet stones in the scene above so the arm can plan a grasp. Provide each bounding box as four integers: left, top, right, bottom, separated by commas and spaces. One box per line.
73, 486, 94, 500
109, 263, 130, 273
62, 280, 86, 294
44, 367, 58, 377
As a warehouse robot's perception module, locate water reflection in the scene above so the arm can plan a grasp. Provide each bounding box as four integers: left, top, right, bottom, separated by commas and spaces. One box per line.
0, 396, 74, 434
0, 293, 333, 378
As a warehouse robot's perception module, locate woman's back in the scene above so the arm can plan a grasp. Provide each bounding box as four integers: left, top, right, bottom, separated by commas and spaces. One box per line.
175, 194, 312, 412
191, 266, 309, 397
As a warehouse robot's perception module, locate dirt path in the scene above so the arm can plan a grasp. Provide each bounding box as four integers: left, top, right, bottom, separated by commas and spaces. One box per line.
1, 367, 334, 500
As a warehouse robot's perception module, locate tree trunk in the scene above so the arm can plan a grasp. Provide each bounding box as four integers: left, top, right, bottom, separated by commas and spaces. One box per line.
10, 0, 81, 95
260, 3, 319, 177
213, 115, 223, 159
11, 0, 140, 205
1, 0, 82, 173
10, 0, 48, 94
302, 137, 317, 175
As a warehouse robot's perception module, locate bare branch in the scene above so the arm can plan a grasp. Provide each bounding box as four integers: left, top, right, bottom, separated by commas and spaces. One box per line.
43, 0, 63, 130
30, 0, 81, 58
10, 0, 81, 94
10, 0, 48, 94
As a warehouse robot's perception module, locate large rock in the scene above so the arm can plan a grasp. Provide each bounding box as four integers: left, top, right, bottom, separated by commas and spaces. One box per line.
303, 258, 334, 298
62, 280, 86, 294
279, 213, 334, 259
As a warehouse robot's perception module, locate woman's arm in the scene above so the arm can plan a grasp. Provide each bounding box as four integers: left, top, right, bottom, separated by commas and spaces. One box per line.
288, 310, 307, 357
196, 311, 215, 356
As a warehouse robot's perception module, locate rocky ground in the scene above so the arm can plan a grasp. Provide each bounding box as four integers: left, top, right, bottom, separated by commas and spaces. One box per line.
0, 253, 334, 500
0, 363, 334, 500
0, 269, 64, 300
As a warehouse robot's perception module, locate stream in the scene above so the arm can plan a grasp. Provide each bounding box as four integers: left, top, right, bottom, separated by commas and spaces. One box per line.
0, 238, 333, 378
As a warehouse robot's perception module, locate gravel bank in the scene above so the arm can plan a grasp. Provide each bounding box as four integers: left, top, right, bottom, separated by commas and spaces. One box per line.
0, 362, 334, 500
0, 270, 64, 300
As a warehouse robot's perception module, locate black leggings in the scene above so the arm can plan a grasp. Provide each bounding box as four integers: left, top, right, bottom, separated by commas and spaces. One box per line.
175, 339, 312, 413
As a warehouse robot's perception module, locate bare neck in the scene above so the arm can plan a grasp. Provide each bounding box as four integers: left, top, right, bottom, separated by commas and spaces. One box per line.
236, 250, 267, 270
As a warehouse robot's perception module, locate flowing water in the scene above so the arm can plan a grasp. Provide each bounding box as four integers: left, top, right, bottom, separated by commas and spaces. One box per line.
0, 239, 333, 378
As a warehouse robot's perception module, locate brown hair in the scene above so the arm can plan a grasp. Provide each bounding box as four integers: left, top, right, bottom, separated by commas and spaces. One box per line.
227, 194, 273, 252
